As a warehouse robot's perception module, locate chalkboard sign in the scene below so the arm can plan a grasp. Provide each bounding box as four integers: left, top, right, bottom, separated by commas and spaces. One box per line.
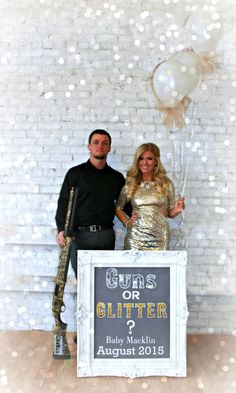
77, 250, 188, 378
94, 266, 170, 359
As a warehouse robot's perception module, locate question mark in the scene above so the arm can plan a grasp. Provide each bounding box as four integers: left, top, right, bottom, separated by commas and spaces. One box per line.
127, 320, 135, 334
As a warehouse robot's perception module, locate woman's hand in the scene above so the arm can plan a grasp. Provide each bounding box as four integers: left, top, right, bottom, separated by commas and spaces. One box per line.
169, 197, 185, 218
174, 197, 185, 214
126, 211, 139, 228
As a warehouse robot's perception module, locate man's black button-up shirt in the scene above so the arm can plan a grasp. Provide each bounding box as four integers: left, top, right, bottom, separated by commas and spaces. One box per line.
55, 160, 125, 232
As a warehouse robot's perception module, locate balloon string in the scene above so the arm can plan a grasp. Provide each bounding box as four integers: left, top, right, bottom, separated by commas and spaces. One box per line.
180, 101, 197, 197
172, 101, 197, 250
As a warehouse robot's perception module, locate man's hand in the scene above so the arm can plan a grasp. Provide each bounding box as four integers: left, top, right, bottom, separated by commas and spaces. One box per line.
56, 231, 66, 247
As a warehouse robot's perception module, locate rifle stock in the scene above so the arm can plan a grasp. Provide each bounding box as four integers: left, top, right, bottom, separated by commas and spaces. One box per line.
52, 187, 77, 359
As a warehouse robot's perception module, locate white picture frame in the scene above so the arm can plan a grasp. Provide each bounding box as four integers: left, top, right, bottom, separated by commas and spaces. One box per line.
77, 250, 188, 378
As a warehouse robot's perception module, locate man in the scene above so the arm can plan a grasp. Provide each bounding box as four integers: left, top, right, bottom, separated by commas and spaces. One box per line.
55, 129, 126, 278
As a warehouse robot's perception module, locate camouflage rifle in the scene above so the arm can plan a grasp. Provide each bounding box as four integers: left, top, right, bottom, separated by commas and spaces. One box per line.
52, 187, 78, 359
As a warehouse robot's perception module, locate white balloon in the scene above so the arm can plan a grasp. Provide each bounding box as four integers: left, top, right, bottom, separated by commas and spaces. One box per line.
185, 11, 222, 54
152, 58, 200, 108
172, 50, 200, 92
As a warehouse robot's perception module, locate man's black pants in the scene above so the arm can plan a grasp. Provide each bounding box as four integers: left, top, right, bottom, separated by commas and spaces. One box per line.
70, 229, 115, 278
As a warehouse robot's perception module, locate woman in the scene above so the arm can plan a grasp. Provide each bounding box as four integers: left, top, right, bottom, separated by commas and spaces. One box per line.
115, 143, 185, 250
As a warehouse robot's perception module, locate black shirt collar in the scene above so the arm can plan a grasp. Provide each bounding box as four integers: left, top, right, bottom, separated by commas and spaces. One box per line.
86, 159, 109, 172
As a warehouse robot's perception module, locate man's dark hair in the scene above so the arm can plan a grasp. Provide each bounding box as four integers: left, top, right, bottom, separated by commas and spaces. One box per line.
88, 129, 111, 145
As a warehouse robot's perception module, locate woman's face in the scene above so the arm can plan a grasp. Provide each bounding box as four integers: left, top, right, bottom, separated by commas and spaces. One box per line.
138, 150, 157, 178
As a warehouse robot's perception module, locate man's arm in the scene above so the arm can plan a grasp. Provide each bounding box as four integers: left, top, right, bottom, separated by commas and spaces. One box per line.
55, 170, 72, 235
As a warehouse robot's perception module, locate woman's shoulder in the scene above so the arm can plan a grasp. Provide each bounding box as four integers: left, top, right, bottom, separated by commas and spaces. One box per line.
125, 174, 136, 185
154, 174, 172, 185
161, 175, 173, 185
168, 176, 174, 185
158, 175, 174, 193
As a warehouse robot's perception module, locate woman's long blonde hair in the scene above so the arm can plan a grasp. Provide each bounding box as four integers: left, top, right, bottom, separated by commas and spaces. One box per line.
125, 143, 169, 199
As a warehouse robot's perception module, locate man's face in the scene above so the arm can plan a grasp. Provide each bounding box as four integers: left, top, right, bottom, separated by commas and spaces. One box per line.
88, 134, 111, 160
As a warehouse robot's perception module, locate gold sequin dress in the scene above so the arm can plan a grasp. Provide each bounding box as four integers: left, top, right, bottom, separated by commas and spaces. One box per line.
116, 180, 175, 250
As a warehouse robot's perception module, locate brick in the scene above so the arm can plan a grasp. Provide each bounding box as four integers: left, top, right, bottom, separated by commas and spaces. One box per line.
0, 0, 235, 333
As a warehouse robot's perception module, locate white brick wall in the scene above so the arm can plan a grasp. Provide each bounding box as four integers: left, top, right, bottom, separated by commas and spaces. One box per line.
0, 0, 236, 333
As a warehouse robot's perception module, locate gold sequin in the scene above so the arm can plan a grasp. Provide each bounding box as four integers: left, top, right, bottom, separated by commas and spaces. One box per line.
116, 180, 175, 250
